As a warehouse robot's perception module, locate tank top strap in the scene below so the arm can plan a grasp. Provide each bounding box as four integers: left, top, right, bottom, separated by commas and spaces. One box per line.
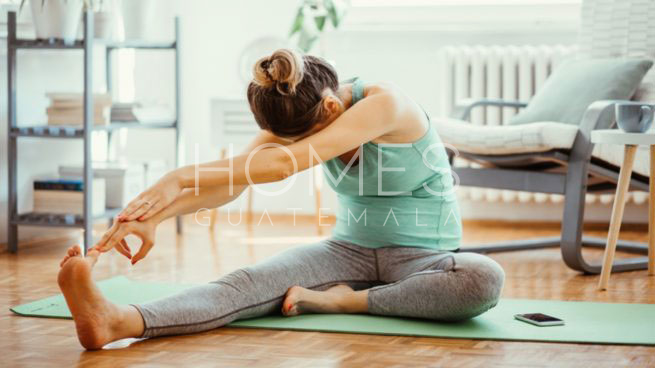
351, 77, 365, 105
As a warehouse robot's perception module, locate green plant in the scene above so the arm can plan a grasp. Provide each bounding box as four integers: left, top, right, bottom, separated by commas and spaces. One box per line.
289, 0, 349, 53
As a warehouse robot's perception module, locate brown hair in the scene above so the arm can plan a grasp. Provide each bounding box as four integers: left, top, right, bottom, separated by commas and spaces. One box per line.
247, 49, 339, 138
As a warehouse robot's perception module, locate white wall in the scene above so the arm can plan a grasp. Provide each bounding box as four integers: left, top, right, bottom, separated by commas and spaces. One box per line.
127, 1, 581, 219
5, 1, 614, 243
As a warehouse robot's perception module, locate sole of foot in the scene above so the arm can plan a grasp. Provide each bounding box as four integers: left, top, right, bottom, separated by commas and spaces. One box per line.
282, 284, 353, 316
57, 245, 121, 350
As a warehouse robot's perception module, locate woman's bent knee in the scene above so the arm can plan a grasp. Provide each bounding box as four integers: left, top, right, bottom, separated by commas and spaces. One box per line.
444, 253, 506, 321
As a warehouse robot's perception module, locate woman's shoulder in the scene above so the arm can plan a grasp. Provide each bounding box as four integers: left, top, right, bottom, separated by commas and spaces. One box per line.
360, 82, 429, 144
363, 81, 401, 98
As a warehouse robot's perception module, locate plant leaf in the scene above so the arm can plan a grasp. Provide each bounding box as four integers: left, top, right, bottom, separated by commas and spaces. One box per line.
289, 7, 304, 37
325, 0, 340, 28
298, 30, 318, 53
314, 15, 326, 32
19, 0, 26, 14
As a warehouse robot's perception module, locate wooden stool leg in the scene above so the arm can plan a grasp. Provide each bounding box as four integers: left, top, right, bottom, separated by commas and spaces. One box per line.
598, 145, 637, 290
649, 145, 655, 276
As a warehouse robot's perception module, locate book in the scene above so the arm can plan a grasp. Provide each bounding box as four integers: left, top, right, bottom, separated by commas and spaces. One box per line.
46, 92, 112, 107
46, 92, 112, 126
110, 103, 174, 123
110, 102, 141, 122
34, 178, 84, 191
33, 177, 106, 216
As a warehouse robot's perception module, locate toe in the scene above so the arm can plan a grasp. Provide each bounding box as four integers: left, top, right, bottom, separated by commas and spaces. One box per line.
60, 255, 70, 268
288, 305, 300, 316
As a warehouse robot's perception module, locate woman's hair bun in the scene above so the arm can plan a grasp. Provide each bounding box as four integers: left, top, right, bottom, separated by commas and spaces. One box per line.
253, 49, 304, 95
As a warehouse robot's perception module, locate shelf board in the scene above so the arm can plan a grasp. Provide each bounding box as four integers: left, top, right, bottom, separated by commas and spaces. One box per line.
106, 40, 177, 50
10, 121, 177, 138
12, 38, 84, 49
12, 38, 176, 50
99, 121, 177, 131
11, 208, 121, 228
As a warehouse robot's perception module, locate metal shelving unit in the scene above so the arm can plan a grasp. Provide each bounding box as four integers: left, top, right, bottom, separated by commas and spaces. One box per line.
6, 11, 182, 253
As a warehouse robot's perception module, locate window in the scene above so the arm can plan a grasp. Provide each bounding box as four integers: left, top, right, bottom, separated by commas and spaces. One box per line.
344, 0, 580, 32
351, 0, 580, 6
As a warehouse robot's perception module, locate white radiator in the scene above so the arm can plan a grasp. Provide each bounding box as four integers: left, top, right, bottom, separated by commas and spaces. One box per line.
438, 44, 648, 206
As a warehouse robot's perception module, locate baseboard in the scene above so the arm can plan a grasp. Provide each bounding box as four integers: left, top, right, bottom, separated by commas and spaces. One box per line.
459, 199, 647, 224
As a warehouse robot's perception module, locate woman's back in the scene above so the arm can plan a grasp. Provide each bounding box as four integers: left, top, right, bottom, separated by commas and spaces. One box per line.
322, 79, 462, 250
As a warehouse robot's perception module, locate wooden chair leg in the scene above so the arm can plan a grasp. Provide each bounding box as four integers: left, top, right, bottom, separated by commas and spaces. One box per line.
598, 145, 637, 290
649, 145, 655, 276
209, 209, 218, 230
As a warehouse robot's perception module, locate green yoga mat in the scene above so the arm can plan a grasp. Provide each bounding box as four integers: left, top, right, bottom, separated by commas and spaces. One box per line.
10, 276, 655, 345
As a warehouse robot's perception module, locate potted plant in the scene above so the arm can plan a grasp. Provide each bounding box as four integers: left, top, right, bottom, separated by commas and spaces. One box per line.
20, 0, 86, 44
92, 0, 113, 40
289, 0, 349, 54
120, 0, 155, 41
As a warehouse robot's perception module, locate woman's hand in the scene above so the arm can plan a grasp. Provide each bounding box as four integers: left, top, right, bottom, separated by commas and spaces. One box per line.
118, 173, 183, 222
94, 217, 158, 264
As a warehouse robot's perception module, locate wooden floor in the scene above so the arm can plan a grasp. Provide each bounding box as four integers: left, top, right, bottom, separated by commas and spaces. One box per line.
2, 217, 654, 367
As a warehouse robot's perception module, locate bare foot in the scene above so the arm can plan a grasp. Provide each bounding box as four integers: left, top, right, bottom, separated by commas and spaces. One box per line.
282, 284, 360, 316
57, 245, 132, 350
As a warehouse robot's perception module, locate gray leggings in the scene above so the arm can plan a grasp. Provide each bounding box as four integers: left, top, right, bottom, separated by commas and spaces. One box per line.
134, 239, 505, 338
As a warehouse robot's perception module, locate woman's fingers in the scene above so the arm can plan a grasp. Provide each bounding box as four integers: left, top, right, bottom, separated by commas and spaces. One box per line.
120, 239, 131, 253
131, 240, 154, 265
105, 226, 130, 255
118, 197, 149, 221
114, 239, 132, 260
124, 199, 156, 222
138, 201, 165, 221
95, 220, 121, 252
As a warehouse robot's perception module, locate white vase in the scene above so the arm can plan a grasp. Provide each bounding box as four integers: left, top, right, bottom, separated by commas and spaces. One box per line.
29, 0, 83, 44
120, 0, 155, 40
94, 11, 114, 40
29, 0, 51, 39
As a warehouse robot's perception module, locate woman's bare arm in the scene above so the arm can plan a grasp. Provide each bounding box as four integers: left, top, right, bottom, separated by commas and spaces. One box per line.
119, 89, 406, 221
118, 130, 289, 221
179, 92, 403, 188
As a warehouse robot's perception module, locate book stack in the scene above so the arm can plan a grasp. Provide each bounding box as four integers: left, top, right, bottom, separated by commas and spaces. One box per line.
111, 102, 173, 124
33, 177, 106, 216
110, 102, 139, 122
46, 93, 112, 126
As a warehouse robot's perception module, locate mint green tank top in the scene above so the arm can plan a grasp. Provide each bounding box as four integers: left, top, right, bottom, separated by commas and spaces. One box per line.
322, 78, 462, 250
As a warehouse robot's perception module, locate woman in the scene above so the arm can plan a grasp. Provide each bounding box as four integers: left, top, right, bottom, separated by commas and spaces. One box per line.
57, 49, 505, 350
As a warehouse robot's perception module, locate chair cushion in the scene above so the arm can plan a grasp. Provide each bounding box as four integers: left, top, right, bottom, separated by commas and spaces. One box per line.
508, 58, 653, 126
434, 118, 579, 155
435, 118, 650, 176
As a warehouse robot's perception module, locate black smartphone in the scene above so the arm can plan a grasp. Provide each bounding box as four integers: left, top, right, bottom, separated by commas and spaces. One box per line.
514, 313, 565, 327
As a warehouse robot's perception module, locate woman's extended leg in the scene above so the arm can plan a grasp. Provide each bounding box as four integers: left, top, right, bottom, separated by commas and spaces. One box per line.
57, 240, 379, 349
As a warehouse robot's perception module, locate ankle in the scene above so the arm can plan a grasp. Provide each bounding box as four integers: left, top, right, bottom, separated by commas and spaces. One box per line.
115, 305, 145, 338
335, 290, 368, 314
330, 292, 351, 313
